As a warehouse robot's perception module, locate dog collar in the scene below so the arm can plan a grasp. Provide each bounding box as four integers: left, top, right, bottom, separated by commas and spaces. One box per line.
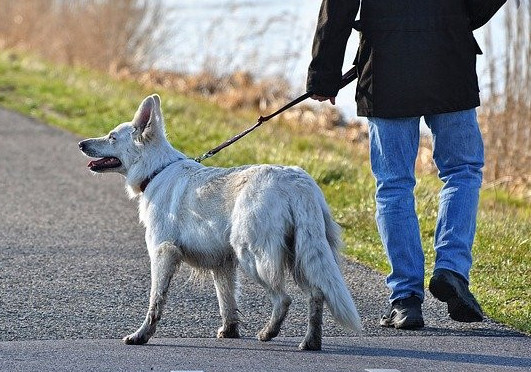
139, 161, 178, 193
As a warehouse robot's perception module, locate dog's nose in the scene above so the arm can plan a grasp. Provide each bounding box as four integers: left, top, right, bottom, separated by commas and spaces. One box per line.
78, 141, 86, 151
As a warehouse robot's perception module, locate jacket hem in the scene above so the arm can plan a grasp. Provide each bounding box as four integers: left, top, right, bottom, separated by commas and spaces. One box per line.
357, 100, 480, 118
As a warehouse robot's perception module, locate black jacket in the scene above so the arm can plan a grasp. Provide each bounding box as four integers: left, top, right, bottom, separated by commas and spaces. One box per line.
307, 0, 507, 118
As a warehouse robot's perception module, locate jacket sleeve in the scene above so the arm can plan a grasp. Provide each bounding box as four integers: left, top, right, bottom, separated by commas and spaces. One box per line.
465, 0, 508, 30
306, 0, 360, 96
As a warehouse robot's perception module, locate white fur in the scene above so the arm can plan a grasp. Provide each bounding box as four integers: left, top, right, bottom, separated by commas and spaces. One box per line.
79, 94, 362, 350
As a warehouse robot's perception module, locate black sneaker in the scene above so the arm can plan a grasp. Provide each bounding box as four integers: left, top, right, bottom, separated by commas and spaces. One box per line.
380, 296, 425, 329
429, 268, 484, 322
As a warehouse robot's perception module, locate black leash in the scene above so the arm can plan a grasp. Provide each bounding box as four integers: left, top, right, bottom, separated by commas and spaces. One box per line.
194, 65, 358, 163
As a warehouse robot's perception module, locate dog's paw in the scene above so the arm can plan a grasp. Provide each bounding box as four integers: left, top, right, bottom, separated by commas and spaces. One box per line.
256, 327, 279, 342
217, 324, 240, 339
256, 330, 272, 341
298, 337, 322, 351
123, 332, 150, 345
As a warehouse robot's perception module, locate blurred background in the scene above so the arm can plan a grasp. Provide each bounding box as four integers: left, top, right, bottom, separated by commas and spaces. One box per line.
0, 0, 529, 196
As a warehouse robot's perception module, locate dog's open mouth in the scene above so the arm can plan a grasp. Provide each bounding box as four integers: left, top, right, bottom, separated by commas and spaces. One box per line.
87, 157, 122, 172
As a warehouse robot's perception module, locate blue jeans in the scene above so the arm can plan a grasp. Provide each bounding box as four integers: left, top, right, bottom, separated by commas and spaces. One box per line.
367, 109, 484, 303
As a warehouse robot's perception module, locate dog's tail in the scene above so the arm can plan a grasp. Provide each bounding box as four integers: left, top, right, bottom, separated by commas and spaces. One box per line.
292, 188, 362, 333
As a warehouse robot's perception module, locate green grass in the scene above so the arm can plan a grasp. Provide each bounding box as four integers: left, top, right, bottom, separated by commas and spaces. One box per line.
1, 50, 529, 334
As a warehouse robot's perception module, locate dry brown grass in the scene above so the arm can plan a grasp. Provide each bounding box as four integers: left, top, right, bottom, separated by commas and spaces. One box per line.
0, 0, 166, 72
480, 1, 531, 198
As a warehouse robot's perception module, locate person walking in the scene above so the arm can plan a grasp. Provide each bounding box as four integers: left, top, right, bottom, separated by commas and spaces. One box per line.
307, 0, 507, 329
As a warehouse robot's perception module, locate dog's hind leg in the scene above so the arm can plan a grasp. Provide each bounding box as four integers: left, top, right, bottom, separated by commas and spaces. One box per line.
256, 286, 292, 342
123, 242, 181, 345
298, 289, 324, 351
212, 264, 240, 338
234, 241, 291, 342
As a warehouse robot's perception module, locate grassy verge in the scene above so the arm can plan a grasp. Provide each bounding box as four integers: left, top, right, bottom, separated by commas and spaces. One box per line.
1, 50, 529, 334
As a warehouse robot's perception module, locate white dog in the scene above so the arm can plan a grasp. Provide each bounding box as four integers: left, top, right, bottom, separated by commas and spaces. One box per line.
78, 94, 361, 350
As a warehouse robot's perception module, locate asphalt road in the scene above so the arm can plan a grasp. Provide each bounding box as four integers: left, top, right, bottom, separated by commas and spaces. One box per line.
0, 108, 529, 371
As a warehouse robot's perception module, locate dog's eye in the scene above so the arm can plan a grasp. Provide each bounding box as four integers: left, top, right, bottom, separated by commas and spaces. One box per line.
109, 133, 116, 142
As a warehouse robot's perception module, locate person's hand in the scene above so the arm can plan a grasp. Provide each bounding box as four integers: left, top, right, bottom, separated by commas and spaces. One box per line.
311, 94, 336, 105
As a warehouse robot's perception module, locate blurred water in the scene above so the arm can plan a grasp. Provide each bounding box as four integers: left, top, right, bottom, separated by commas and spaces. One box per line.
158, 0, 507, 121
159, 1, 324, 82
157, 0, 359, 118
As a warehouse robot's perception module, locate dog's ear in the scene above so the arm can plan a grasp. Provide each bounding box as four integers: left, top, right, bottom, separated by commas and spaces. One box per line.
151, 93, 161, 108
132, 94, 162, 141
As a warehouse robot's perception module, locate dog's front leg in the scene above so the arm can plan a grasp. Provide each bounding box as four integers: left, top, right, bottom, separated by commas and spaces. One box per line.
212, 265, 240, 338
123, 242, 182, 345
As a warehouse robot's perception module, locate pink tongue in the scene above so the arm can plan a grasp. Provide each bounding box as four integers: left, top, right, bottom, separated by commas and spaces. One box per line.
88, 158, 113, 168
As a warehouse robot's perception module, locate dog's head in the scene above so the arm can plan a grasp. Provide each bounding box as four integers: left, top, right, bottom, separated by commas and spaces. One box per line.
78, 94, 166, 176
